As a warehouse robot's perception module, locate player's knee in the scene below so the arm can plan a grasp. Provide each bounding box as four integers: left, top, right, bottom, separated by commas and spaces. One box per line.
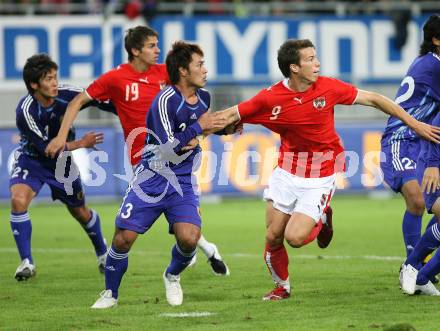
265, 231, 284, 247
69, 206, 91, 223
112, 232, 134, 252
407, 197, 425, 215
178, 230, 200, 250
11, 194, 30, 213
285, 233, 305, 248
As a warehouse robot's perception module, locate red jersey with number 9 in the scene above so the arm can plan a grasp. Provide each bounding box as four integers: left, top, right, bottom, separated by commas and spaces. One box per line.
237, 76, 358, 178
86, 63, 169, 165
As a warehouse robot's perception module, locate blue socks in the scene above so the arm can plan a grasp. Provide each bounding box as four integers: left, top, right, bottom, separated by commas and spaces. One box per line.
402, 211, 422, 257
166, 243, 196, 276
417, 222, 440, 285
105, 246, 129, 299
82, 210, 107, 256
10, 211, 33, 263
406, 223, 440, 269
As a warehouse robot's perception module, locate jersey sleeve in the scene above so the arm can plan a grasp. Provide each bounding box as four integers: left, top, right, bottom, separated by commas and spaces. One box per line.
331, 78, 358, 105
149, 92, 202, 154
428, 59, 440, 102
237, 89, 269, 123
16, 104, 50, 155
85, 71, 113, 102
426, 112, 440, 167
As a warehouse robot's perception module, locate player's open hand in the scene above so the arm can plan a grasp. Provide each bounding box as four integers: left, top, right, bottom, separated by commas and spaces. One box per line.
81, 131, 104, 149
413, 122, 440, 143
198, 112, 227, 135
181, 137, 200, 152
422, 167, 440, 194
45, 136, 67, 158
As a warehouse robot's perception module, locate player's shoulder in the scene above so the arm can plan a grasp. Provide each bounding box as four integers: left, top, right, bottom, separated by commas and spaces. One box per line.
265, 80, 284, 92
155, 85, 178, 104
426, 52, 440, 71
16, 94, 36, 114
57, 84, 84, 100
197, 87, 210, 99
148, 64, 169, 82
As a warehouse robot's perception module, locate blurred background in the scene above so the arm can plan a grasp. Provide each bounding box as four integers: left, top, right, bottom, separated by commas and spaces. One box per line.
0, 0, 439, 200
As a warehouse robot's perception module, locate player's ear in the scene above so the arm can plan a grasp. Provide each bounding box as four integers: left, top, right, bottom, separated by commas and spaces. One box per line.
290, 63, 299, 74
179, 67, 188, 78
433, 37, 440, 46
131, 47, 141, 58
30, 82, 39, 91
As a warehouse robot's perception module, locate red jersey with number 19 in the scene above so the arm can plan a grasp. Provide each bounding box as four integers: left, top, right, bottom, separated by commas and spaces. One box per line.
86, 63, 169, 165
238, 76, 358, 178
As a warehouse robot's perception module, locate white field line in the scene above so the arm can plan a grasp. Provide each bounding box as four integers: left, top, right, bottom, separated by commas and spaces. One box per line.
0, 247, 403, 261
159, 312, 216, 318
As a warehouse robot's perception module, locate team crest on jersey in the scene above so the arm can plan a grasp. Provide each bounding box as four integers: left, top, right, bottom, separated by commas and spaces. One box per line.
313, 97, 326, 110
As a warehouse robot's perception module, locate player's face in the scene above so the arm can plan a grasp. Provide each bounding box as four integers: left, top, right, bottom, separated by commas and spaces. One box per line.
33, 69, 58, 99
138, 36, 160, 66
187, 53, 208, 88
297, 47, 320, 83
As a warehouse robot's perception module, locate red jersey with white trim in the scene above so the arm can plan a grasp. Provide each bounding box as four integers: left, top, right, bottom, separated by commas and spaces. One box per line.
86, 63, 169, 165
238, 76, 358, 178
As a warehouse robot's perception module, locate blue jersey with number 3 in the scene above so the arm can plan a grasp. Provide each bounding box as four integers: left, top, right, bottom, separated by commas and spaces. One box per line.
382, 52, 440, 145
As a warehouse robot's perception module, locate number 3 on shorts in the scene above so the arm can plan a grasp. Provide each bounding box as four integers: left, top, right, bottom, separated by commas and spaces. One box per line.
120, 203, 133, 219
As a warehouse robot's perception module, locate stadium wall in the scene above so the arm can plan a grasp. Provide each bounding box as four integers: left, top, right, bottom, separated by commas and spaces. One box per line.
0, 14, 429, 125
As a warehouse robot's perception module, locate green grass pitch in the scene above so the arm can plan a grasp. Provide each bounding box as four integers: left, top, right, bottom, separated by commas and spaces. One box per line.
1, 196, 439, 331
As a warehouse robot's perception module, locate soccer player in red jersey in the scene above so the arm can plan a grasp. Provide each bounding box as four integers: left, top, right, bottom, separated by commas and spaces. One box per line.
214, 39, 440, 300
46, 26, 229, 276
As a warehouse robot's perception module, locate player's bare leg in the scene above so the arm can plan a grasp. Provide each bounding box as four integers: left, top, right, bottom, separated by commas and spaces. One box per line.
263, 201, 291, 301
68, 205, 108, 273
91, 228, 138, 308
10, 184, 36, 281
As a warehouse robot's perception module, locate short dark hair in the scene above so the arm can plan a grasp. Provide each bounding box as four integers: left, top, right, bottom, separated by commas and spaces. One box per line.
23, 53, 58, 95
165, 41, 204, 85
124, 25, 158, 61
277, 39, 315, 78
420, 14, 440, 56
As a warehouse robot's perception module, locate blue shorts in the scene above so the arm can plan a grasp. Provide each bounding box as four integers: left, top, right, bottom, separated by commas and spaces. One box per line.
416, 158, 440, 214
115, 165, 201, 234
9, 153, 85, 207
380, 139, 419, 193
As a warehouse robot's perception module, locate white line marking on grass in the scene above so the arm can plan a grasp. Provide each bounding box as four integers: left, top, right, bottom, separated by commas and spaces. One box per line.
0, 247, 403, 261
160, 312, 215, 318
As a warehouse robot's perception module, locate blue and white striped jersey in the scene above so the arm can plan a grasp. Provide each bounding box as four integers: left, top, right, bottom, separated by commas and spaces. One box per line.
16, 84, 114, 168
382, 52, 440, 146
142, 85, 209, 177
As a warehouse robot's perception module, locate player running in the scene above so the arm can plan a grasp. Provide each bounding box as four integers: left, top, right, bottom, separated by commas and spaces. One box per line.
46, 26, 229, 275
212, 38, 440, 300
10, 54, 110, 281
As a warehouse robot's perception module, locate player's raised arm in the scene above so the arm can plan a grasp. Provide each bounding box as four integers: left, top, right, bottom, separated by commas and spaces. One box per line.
45, 91, 92, 158
355, 89, 440, 143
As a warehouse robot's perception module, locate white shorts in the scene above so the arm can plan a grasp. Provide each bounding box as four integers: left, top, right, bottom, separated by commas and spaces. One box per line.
263, 167, 336, 222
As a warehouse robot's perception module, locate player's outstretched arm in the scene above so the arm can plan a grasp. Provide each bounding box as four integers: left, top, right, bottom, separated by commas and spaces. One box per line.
45, 92, 93, 158
65, 132, 104, 151
204, 105, 241, 135
355, 89, 440, 143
